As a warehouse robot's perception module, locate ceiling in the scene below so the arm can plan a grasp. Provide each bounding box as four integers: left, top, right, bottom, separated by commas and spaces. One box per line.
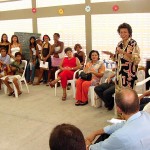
0, 0, 21, 3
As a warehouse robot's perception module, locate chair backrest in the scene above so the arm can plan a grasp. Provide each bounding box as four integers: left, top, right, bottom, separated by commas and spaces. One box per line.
135, 70, 146, 94
21, 60, 27, 78
100, 69, 114, 84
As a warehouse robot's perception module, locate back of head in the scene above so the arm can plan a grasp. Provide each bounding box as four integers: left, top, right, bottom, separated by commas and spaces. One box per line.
49, 123, 86, 150
115, 87, 140, 115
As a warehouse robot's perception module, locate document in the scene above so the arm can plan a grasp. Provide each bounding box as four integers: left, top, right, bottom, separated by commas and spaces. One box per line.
40, 61, 49, 70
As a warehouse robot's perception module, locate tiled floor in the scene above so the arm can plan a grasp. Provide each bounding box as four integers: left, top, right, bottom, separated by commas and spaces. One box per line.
0, 84, 114, 150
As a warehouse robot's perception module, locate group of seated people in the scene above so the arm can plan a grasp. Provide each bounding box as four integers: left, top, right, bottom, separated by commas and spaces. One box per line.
49, 88, 150, 150
0, 33, 150, 111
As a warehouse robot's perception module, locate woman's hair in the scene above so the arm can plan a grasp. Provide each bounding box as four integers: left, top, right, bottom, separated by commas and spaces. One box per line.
49, 123, 86, 150
74, 44, 82, 50
64, 47, 72, 53
89, 50, 100, 60
11, 35, 19, 45
54, 33, 60, 38
117, 23, 132, 37
43, 35, 50, 41
29, 36, 36, 48
1, 33, 9, 43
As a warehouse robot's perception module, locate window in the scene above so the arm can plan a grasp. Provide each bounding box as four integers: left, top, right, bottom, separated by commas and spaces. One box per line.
91, 0, 130, 3
0, 19, 33, 41
92, 13, 150, 66
37, 16, 86, 52
0, 0, 31, 11
36, 0, 85, 8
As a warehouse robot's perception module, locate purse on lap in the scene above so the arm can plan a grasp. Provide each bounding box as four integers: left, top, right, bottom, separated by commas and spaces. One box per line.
79, 72, 92, 81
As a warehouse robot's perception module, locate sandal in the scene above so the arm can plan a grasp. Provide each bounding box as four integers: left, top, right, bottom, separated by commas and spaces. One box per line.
8, 91, 14, 96
62, 94, 67, 101
49, 81, 55, 88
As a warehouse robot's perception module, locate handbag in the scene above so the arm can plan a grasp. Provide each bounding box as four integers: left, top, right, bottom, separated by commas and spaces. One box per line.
79, 71, 92, 81
51, 56, 62, 67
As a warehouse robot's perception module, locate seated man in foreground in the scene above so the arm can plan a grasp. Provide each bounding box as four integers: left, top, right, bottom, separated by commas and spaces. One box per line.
1, 52, 25, 96
85, 88, 150, 150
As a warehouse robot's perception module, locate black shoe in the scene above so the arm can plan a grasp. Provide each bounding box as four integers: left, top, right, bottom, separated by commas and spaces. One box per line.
80, 101, 88, 106
75, 100, 81, 106
107, 106, 114, 111
8, 91, 14, 96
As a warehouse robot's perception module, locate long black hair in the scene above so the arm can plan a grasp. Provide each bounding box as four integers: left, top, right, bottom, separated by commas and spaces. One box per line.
1, 33, 9, 43
29, 36, 36, 48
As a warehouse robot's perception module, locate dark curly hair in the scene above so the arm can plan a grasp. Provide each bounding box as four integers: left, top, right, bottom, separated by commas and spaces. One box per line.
89, 50, 100, 60
117, 23, 132, 37
64, 47, 72, 53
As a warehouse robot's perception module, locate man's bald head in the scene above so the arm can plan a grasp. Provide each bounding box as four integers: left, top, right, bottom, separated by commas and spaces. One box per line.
115, 88, 139, 115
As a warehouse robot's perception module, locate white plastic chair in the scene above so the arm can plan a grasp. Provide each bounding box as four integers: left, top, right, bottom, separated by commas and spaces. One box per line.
135, 69, 150, 91
55, 69, 79, 98
89, 69, 113, 107
3, 60, 29, 98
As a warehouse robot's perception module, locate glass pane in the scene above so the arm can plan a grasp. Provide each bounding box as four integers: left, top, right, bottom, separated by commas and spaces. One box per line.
0, 0, 31, 11
0, 19, 33, 41
37, 16, 86, 52
92, 13, 150, 66
36, 0, 85, 8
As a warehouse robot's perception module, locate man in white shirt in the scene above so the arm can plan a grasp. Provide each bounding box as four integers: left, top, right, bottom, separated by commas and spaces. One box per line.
85, 88, 150, 150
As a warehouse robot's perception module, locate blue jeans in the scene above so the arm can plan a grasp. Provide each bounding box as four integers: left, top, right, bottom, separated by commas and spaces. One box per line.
26, 63, 36, 82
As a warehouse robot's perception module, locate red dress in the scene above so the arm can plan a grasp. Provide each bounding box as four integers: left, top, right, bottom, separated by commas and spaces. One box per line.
58, 57, 76, 88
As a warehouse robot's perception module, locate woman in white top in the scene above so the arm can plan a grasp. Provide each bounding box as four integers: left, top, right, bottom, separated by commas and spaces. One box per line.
8, 35, 22, 62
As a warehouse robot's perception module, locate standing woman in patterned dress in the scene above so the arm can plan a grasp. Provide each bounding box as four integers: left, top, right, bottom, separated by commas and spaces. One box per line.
103, 23, 140, 92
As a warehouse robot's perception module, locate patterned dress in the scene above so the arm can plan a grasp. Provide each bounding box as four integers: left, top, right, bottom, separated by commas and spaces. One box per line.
113, 38, 140, 91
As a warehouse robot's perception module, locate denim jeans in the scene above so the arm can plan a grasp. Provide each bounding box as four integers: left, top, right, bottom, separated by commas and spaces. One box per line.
26, 63, 36, 82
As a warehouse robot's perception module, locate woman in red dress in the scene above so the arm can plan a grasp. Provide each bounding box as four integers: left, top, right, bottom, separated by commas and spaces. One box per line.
49, 47, 81, 100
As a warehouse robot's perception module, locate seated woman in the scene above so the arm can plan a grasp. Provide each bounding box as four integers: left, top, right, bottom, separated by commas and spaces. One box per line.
49, 47, 81, 101
75, 50, 105, 106
74, 43, 85, 67
1, 52, 25, 96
